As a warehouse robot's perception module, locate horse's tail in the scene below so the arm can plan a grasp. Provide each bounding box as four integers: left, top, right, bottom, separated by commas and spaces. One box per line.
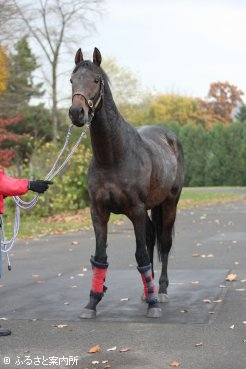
151, 203, 176, 262
151, 204, 164, 262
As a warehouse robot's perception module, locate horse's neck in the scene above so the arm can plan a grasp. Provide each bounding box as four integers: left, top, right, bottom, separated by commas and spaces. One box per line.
90, 89, 128, 166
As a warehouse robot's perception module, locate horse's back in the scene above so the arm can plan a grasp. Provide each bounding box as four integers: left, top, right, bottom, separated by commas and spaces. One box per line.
137, 125, 182, 158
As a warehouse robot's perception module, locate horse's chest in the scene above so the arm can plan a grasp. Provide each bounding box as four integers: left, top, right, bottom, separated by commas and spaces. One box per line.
89, 171, 145, 213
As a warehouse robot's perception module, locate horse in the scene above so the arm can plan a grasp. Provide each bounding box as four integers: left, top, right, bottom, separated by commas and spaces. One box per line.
68, 47, 184, 319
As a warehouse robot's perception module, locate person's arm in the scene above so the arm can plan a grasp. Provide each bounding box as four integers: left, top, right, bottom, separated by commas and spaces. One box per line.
0, 170, 28, 196
0, 170, 53, 196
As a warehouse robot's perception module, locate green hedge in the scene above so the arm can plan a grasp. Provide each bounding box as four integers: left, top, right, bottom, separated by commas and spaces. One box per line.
164, 121, 246, 187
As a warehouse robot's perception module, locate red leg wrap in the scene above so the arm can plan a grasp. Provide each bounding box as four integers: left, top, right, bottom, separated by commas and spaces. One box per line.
91, 266, 108, 294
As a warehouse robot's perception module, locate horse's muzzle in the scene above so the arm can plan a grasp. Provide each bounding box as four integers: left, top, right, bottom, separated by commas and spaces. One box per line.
68, 105, 87, 127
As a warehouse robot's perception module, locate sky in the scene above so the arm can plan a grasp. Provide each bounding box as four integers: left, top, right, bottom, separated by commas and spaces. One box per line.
80, 0, 246, 102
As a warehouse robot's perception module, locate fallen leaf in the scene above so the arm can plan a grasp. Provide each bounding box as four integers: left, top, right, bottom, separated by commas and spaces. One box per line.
235, 289, 245, 291
243, 340, 246, 343
191, 281, 200, 284
213, 299, 222, 303
119, 348, 130, 352
226, 273, 237, 282
203, 299, 212, 304
102, 361, 109, 364
120, 298, 129, 301
52, 324, 68, 328
219, 284, 227, 288
78, 273, 85, 277
243, 321, 246, 325
107, 346, 117, 351
241, 279, 246, 283
209, 311, 215, 315
92, 361, 100, 365
180, 309, 188, 314
0, 317, 8, 320
71, 240, 79, 245
230, 324, 235, 329
168, 361, 181, 367
88, 345, 101, 353
207, 254, 214, 258
192, 253, 200, 257
32, 274, 40, 278
195, 342, 203, 347
104, 365, 112, 369
64, 301, 70, 305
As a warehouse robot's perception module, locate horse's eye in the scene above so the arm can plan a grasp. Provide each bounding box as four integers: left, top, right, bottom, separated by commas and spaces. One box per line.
94, 77, 100, 84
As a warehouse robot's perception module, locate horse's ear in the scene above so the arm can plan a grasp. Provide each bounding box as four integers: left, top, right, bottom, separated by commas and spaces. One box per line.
75, 48, 84, 65
93, 47, 102, 66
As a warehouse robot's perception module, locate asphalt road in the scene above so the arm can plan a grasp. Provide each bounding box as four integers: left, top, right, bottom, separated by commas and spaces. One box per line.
0, 199, 246, 369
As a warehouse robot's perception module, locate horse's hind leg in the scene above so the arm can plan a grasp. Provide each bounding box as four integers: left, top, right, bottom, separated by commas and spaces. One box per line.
152, 197, 178, 303
80, 206, 110, 319
146, 213, 155, 277
140, 214, 155, 301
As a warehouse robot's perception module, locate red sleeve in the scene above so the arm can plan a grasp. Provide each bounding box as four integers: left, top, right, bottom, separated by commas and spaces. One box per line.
0, 169, 28, 196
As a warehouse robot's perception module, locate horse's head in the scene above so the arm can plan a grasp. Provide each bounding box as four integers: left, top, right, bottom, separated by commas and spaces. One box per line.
69, 47, 104, 127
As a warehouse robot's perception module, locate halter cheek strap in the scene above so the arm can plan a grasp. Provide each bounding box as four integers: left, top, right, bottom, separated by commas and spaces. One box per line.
72, 78, 104, 114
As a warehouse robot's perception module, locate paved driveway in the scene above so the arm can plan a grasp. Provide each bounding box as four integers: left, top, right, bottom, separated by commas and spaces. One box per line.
0, 200, 246, 369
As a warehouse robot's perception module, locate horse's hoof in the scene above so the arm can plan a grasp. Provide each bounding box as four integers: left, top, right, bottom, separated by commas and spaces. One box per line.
158, 293, 169, 303
147, 306, 162, 318
79, 308, 96, 319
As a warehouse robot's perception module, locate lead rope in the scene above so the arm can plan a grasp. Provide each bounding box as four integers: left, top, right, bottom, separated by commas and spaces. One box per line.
0, 119, 92, 271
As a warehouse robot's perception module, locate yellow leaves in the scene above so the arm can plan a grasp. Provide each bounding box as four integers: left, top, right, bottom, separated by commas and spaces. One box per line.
0, 46, 9, 94
195, 342, 203, 347
226, 273, 237, 282
51, 324, 68, 328
150, 94, 201, 126
88, 345, 101, 353
168, 361, 181, 367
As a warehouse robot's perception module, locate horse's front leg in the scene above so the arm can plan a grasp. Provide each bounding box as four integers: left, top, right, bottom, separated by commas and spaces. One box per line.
80, 206, 109, 319
131, 208, 162, 318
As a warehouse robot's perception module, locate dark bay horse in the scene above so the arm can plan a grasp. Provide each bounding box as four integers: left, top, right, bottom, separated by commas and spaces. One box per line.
69, 48, 184, 318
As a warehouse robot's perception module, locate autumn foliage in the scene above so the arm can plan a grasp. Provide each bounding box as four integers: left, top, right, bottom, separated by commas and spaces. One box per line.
0, 46, 8, 94
198, 81, 244, 128
0, 115, 22, 167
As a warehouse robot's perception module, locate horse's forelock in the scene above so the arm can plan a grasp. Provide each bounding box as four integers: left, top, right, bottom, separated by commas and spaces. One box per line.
72, 60, 110, 85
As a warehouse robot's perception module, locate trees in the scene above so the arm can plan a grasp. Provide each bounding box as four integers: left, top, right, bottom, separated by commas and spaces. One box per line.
0, 116, 23, 167
235, 104, 246, 123
148, 95, 202, 126
13, 0, 105, 140
2, 37, 43, 114
199, 82, 244, 127
0, 47, 8, 94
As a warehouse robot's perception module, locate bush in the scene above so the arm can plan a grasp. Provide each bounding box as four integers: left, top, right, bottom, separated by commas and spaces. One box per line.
7, 134, 92, 217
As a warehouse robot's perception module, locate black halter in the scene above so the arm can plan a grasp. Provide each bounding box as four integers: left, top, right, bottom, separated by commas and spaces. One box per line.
72, 76, 104, 114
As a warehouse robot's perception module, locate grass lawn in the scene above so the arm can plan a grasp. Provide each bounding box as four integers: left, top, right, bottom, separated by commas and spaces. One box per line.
2, 187, 245, 239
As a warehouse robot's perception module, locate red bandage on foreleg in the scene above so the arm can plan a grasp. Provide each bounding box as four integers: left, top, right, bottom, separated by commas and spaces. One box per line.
91, 266, 108, 294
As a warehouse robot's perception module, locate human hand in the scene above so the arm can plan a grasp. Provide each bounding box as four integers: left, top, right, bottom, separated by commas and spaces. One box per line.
28, 180, 53, 194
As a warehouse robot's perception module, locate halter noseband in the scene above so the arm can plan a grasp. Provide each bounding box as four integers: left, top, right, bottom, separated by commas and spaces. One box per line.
72, 76, 104, 114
